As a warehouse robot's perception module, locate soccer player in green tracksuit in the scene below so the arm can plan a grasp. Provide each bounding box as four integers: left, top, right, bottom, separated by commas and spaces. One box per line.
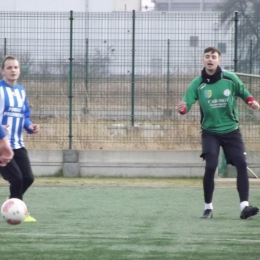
178, 46, 259, 219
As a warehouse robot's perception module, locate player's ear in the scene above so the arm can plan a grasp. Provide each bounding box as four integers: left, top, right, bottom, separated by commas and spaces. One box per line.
202, 56, 206, 65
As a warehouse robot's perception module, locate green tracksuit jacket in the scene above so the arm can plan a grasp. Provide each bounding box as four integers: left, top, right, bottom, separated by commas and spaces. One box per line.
182, 69, 252, 134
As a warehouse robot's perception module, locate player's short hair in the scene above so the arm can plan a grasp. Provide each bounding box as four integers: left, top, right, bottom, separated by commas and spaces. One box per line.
203, 47, 221, 56
1, 55, 19, 69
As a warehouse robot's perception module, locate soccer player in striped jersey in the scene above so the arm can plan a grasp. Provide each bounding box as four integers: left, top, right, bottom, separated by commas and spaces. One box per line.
177, 47, 259, 220
0, 55, 39, 222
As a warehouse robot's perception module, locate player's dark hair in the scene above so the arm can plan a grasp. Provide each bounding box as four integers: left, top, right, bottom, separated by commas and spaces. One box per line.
204, 47, 221, 56
1, 55, 18, 69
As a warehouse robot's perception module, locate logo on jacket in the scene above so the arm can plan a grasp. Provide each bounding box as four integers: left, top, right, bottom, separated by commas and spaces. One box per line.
223, 89, 231, 97
204, 90, 212, 98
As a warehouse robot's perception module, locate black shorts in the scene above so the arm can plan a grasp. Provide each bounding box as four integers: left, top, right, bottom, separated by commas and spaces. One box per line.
0, 147, 34, 181
200, 128, 246, 166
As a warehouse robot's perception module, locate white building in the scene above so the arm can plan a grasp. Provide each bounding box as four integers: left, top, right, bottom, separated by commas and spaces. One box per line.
152, 0, 223, 11
1, 0, 142, 12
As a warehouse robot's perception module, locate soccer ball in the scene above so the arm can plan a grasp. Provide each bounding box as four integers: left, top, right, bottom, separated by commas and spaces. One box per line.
1, 198, 28, 225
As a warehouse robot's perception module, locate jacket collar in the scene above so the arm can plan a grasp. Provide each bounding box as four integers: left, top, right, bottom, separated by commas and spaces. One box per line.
201, 66, 222, 84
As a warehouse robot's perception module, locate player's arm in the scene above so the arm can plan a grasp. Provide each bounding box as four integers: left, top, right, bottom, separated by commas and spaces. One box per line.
23, 97, 40, 134
234, 74, 259, 110
177, 79, 199, 115
23, 97, 34, 134
0, 126, 13, 166
0, 125, 6, 140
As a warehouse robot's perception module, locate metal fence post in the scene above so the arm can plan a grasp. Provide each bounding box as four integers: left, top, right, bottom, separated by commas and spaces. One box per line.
249, 39, 253, 91
131, 10, 136, 127
166, 39, 170, 112
234, 11, 238, 72
4, 38, 7, 55
84, 38, 89, 114
249, 39, 253, 74
68, 10, 74, 149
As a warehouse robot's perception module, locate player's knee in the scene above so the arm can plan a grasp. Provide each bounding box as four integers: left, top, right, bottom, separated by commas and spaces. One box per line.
24, 176, 34, 186
232, 155, 247, 169
204, 153, 219, 169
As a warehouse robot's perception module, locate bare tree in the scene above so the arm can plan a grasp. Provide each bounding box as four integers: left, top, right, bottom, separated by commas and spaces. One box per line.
216, 0, 260, 73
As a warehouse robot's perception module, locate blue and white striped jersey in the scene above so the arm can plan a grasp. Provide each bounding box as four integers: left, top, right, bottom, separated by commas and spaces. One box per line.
0, 80, 33, 149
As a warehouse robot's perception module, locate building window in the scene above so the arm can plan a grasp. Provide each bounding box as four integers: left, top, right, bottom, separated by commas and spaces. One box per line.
218, 43, 226, 53
157, 3, 168, 11
190, 36, 199, 47
172, 3, 200, 11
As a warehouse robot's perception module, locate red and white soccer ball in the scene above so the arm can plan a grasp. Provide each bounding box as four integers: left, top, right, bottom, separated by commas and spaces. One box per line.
1, 198, 28, 225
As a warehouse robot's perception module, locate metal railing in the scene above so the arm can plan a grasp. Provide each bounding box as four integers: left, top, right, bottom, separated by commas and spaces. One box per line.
0, 11, 259, 150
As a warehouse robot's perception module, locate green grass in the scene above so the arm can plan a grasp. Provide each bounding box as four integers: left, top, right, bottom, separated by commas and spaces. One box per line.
1, 181, 260, 260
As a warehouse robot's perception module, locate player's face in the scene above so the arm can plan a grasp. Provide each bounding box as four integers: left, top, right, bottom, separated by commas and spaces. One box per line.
202, 51, 220, 75
1, 59, 20, 85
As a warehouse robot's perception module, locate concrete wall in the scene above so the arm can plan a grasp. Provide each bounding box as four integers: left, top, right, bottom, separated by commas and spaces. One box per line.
27, 150, 260, 178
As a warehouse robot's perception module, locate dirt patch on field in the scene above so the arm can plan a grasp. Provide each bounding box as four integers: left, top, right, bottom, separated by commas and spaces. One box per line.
1, 177, 259, 188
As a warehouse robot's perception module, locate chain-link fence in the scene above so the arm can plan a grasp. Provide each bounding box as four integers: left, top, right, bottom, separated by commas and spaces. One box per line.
0, 11, 259, 150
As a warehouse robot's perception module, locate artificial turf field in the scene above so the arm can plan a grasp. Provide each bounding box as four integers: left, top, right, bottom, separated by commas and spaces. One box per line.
1, 177, 260, 260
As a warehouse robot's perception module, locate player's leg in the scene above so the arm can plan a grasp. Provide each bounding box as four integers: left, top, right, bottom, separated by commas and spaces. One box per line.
222, 129, 259, 219
0, 153, 23, 200
13, 147, 34, 196
200, 130, 220, 218
12, 147, 36, 222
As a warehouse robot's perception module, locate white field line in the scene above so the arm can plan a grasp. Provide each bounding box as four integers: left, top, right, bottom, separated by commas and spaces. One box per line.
0, 232, 130, 239
1, 232, 260, 243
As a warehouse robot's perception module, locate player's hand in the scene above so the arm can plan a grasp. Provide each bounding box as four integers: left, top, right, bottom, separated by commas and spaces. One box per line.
248, 100, 260, 110
28, 124, 40, 134
177, 101, 187, 115
0, 137, 13, 167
